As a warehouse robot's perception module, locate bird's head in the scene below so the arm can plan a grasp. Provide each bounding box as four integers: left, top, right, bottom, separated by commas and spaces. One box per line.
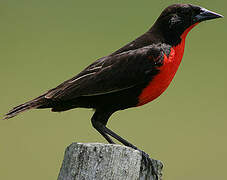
152, 4, 223, 46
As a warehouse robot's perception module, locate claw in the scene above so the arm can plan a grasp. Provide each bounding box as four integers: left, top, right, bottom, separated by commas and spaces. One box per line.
140, 150, 159, 180
141, 150, 150, 166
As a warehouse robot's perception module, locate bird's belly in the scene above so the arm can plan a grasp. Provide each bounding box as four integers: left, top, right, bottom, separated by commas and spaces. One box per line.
137, 47, 182, 106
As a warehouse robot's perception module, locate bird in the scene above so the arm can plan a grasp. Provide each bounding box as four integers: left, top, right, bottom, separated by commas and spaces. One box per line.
4, 4, 223, 162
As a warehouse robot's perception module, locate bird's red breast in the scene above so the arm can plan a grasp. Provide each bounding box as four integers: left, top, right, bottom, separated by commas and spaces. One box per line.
137, 23, 199, 106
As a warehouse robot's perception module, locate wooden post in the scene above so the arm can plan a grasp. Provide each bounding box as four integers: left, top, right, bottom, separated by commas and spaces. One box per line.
57, 143, 163, 180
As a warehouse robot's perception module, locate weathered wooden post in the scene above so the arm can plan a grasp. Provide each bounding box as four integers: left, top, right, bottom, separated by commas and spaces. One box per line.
58, 143, 163, 180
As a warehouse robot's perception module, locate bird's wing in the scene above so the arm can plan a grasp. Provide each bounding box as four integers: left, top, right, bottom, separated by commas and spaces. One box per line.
45, 44, 167, 101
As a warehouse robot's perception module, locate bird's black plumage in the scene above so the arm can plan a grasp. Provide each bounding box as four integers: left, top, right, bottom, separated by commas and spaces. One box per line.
42, 44, 170, 112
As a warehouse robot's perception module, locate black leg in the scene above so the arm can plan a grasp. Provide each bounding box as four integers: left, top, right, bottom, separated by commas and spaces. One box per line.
93, 123, 115, 144
97, 122, 151, 163
91, 110, 144, 150
91, 111, 115, 144
91, 110, 156, 177
101, 124, 138, 149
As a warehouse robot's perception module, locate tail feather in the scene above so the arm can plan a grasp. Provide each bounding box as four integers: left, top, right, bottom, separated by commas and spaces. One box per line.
3, 95, 47, 120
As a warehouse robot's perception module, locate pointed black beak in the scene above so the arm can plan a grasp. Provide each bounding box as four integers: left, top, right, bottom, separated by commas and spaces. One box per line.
193, 8, 223, 23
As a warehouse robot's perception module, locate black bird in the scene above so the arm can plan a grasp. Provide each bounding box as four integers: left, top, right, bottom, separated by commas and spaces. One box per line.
4, 4, 223, 161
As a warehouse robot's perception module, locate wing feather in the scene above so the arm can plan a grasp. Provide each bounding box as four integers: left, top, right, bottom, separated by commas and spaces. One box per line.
45, 44, 168, 100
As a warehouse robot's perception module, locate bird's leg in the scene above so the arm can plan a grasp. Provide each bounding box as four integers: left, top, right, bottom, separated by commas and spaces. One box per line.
100, 125, 151, 161
92, 111, 144, 150
101, 124, 138, 149
91, 111, 115, 144
93, 124, 115, 144
91, 111, 154, 170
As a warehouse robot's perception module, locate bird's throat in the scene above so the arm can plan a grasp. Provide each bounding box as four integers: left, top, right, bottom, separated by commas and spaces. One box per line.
181, 22, 199, 40
172, 22, 199, 65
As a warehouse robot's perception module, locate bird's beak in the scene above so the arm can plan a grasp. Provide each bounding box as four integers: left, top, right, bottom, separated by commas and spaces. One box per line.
193, 8, 223, 23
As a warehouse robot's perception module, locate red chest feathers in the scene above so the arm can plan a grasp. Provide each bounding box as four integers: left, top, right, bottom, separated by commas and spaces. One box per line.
137, 23, 198, 106
137, 42, 185, 106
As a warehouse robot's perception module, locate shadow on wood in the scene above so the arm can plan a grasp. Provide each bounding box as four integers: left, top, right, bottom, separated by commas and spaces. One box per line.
58, 143, 163, 180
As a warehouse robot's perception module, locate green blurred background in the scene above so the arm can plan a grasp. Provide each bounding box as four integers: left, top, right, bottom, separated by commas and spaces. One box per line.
0, 0, 226, 179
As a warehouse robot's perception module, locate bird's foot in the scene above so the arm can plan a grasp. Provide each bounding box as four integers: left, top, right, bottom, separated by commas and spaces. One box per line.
139, 150, 159, 180
140, 150, 151, 166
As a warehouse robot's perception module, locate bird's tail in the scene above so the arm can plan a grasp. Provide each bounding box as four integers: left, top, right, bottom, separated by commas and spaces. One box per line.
3, 94, 48, 120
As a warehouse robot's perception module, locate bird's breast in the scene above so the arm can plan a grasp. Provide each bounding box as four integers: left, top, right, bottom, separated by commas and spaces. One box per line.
137, 41, 186, 106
